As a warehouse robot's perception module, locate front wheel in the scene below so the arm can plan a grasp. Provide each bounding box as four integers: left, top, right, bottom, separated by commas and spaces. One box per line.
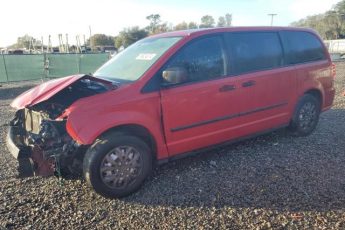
288, 94, 321, 137
83, 132, 152, 198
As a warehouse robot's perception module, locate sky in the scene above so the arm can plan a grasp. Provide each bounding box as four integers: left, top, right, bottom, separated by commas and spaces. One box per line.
0, 0, 341, 47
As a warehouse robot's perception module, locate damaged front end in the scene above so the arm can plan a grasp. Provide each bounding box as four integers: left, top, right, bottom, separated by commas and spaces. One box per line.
7, 75, 116, 178
8, 109, 81, 177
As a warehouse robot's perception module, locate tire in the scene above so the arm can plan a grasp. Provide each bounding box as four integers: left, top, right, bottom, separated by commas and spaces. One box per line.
288, 94, 321, 137
83, 132, 152, 198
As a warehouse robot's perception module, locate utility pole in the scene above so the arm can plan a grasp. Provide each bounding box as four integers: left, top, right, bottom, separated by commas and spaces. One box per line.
268, 13, 277, 26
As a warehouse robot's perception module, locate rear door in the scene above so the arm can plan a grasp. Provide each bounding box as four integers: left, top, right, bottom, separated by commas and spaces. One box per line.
280, 31, 333, 108
225, 31, 296, 132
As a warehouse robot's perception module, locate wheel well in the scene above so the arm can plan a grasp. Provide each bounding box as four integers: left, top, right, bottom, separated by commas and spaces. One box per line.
101, 124, 157, 158
305, 89, 323, 107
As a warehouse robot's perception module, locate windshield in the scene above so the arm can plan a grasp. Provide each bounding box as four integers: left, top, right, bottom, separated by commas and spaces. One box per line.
94, 37, 182, 81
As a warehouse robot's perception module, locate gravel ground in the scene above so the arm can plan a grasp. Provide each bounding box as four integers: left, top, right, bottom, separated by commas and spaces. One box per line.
1, 65, 345, 229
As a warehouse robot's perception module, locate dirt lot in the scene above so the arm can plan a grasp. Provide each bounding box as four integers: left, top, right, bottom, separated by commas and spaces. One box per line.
1, 64, 345, 229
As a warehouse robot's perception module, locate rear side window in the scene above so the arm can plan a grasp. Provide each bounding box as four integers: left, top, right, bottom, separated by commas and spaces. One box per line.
280, 31, 326, 64
164, 36, 225, 82
226, 32, 283, 75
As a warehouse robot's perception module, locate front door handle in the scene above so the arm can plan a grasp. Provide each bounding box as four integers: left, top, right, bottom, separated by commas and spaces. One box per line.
219, 85, 236, 92
242, 80, 256, 87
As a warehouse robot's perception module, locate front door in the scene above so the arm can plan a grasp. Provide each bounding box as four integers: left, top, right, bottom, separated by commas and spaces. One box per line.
160, 35, 254, 156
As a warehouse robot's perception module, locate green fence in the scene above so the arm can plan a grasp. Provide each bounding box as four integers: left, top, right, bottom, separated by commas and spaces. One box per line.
80, 53, 109, 75
0, 55, 7, 82
5, 55, 45, 82
46, 54, 79, 78
0, 53, 110, 83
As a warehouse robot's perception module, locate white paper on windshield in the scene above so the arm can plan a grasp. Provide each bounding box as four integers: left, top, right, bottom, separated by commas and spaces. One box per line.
136, 53, 156, 60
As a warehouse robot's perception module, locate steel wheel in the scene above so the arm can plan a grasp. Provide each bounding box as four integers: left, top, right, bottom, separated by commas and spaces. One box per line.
298, 102, 317, 132
100, 146, 143, 189
288, 94, 320, 137
84, 133, 152, 198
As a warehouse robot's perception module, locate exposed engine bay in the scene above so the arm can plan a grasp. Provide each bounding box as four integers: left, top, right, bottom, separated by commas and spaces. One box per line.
9, 76, 116, 177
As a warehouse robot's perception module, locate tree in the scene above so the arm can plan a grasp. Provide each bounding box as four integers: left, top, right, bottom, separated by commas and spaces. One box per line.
217, 16, 226, 27
174, 22, 188, 31
188, 22, 198, 29
154, 22, 170, 34
88, 34, 114, 48
290, 0, 345, 39
225, 13, 232, 26
115, 27, 148, 49
146, 14, 161, 34
11, 35, 39, 49
199, 15, 215, 28
291, 12, 343, 39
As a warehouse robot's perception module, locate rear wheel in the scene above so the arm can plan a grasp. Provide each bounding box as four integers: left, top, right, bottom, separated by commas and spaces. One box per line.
83, 132, 152, 198
288, 94, 321, 136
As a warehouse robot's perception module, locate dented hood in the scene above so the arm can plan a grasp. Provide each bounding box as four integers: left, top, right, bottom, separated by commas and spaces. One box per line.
11, 75, 86, 109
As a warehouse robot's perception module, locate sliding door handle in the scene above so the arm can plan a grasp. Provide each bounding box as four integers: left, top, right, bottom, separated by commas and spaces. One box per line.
219, 85, 236, 92
242, 80, 256, 87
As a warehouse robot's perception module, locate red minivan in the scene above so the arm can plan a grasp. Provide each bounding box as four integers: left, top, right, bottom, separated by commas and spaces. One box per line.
7, 27, 335, 198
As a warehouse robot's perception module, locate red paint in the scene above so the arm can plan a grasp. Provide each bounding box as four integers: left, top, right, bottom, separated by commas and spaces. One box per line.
11, 75, 84, 109
31, 146, 55, 177
11, 27, 335, 161
11, 74, 115, 110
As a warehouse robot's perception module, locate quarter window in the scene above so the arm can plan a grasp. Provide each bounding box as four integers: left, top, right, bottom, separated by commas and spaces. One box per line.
281, 31, 326, 64
226, 32, 283, 75
164, 36, 225, 83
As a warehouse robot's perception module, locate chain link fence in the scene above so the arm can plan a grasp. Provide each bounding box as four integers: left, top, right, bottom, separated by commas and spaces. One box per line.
0, 53, 110, 83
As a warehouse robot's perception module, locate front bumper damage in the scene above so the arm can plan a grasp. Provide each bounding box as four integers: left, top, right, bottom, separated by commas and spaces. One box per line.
6, 75, 115, 178
7, 126, 34, 177
7, 109, 83, 178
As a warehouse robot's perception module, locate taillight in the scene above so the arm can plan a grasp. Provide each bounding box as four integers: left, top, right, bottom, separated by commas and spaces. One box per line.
331, 63, 336, 79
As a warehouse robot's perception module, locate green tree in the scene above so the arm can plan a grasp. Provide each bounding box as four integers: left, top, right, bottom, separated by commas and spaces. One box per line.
217, 16, 226, 27
115, 27, 148, 49
290, 0, 345, 39
291, 12, 343, 39
225, 13, 232, 26
188, 22, 198, 29
199, 15, 215, 28
11, 35, 38, 49
89, 34, 114, 48
174, 22, 188, 31
154, 22, 170, 34
324, 11, 342, 39
146, 14, 161, 34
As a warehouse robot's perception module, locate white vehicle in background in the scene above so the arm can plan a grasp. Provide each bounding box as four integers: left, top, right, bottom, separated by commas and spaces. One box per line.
324, 39, 345, 60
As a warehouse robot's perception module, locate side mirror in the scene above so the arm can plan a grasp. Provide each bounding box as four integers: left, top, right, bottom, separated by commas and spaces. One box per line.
162, 67, 188, 85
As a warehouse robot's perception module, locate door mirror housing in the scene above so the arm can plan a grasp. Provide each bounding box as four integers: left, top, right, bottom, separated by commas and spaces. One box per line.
162, 67, 188, 86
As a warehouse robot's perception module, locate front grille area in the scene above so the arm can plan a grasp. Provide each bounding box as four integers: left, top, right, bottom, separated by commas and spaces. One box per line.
24, 109, 42, 134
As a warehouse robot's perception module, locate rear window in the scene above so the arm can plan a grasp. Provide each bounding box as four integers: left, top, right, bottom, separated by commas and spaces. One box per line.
225, 32, 283, 75
280, 31, 326, 64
